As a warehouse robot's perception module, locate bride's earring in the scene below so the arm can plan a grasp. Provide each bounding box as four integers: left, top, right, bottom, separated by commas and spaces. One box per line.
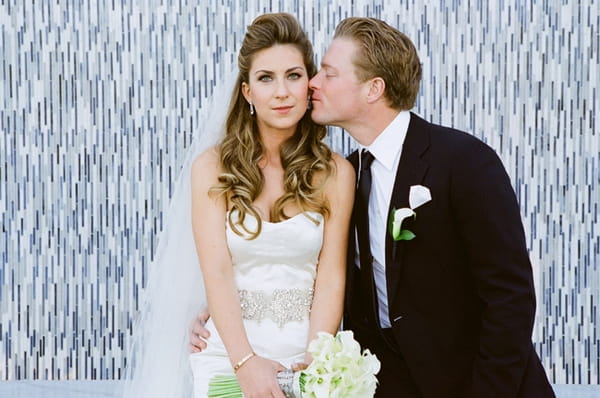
249, 102, 255, 115
307, 95, 312, 110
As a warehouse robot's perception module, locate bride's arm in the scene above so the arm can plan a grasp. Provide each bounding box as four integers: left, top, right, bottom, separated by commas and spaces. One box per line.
190, 149, 285, 397
305, 154, 356, 360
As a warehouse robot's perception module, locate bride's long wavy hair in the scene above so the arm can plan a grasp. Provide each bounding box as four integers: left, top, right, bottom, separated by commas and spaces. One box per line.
212, 13, 333, 239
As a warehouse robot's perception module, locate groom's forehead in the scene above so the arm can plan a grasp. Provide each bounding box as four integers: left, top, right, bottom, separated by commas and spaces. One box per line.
321, 39, 356, 68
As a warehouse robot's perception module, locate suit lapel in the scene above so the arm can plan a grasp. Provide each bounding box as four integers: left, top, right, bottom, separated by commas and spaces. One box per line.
385, 113, 430, 304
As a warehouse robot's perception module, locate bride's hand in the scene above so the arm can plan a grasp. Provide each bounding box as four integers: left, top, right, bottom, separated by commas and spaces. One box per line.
236, 355, 286, 398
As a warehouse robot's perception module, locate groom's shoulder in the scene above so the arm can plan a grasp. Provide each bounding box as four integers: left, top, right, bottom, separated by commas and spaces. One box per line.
417, 114, 497, 158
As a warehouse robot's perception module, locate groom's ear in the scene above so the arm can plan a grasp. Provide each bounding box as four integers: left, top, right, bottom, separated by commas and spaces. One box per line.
365, 77, 386, 104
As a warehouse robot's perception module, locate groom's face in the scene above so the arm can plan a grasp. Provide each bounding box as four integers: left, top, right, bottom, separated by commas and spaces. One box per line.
309, 38, 368, 129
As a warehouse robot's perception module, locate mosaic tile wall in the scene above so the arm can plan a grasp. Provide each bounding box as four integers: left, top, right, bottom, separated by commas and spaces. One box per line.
1, 0, 598, 384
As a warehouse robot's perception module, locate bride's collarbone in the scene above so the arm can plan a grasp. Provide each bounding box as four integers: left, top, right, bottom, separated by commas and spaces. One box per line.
233, 191, 299, 223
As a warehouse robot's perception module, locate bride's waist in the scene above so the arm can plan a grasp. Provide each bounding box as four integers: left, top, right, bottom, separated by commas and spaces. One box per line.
237, 286, 313, 327
204, 317, 309, 360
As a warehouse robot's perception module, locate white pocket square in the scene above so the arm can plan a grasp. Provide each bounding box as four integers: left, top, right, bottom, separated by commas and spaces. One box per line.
409, 185, 432, 210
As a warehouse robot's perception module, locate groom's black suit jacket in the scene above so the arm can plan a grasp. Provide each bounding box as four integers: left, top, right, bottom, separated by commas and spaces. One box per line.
344, 113, 554, 397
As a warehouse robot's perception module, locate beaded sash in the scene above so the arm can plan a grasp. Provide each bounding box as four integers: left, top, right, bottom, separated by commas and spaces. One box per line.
239, 287, 314, 327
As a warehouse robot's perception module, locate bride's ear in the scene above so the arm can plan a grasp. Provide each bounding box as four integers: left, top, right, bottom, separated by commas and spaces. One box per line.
241, 82, 251, 103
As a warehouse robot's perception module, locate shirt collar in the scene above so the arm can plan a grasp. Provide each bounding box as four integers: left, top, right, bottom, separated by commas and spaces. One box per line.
361, 110, 410, 171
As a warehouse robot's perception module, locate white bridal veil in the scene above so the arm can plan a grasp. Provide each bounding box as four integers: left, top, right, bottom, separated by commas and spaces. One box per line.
121, 68, 237, 397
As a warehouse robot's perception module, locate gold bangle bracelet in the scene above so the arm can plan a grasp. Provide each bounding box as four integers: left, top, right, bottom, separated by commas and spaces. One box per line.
233, 351, 256, 373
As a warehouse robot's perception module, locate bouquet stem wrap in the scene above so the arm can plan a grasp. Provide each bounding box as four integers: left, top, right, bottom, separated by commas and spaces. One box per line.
276, 369, 303, 398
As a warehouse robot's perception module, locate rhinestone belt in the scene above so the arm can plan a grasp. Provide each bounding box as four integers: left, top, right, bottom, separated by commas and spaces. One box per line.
239, 287, 314, 327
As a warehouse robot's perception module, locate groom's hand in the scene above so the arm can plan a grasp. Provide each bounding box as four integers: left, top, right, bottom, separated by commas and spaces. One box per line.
189, 309, 211, 353
290, 362, 308, 372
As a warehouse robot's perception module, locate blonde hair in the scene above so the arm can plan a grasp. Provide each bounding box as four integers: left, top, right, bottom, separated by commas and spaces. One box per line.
334, 17, 422, 110
212, 13, 333, 239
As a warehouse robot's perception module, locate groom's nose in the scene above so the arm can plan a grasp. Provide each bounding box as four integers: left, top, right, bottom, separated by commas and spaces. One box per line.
308, 70, 322, 90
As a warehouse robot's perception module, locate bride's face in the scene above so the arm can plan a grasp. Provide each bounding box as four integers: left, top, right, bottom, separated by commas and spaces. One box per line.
242, 44, 309, 137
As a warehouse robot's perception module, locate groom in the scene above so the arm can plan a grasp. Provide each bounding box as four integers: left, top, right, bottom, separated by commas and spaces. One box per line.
306, 17, 554, 397
191, 17, 555, 397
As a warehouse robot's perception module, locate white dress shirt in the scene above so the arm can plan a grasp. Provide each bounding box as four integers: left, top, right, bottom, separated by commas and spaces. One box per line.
355, 110, 410, 328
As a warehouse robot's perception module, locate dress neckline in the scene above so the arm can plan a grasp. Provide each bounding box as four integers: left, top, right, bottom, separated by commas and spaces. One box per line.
227, 209, 321, 226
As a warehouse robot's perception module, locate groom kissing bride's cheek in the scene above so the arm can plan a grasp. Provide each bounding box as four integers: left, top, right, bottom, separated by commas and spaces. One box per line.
186, 15, 555, 398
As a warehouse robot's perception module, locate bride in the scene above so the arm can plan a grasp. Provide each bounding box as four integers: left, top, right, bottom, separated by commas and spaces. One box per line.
123, 13, 354, 398
189, 13, 354, 397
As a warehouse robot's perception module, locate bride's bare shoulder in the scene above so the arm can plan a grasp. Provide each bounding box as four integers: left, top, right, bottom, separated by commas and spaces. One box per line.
191, 145, 221, 180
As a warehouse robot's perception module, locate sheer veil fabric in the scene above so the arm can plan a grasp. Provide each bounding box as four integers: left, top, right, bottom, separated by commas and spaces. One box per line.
121, 68, 237, 397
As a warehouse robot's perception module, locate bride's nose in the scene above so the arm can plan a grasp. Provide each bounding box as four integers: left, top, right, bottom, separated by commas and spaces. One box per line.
274, 79, 290, 99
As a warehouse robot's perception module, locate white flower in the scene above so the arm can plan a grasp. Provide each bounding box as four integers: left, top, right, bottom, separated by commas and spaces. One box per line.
391, 207, 415, 240
390, 185, 431, 241
302, 331, 380, 398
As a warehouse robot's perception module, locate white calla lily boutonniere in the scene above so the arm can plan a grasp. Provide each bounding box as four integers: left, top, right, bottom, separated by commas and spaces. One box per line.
390, 185, 432, 241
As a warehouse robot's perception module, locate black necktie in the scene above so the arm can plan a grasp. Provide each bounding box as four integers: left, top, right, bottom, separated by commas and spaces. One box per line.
356, 150, 378, 325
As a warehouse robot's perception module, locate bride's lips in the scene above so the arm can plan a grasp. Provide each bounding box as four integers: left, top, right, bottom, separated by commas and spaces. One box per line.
273, 106, 294, 114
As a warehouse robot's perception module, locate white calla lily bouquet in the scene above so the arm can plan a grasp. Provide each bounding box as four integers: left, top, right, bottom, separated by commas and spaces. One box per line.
207, 330, 380, 398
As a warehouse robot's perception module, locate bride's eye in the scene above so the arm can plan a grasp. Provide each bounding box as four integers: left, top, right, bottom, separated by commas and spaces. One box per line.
288, 72, 302, 80
258, 74, 273, 82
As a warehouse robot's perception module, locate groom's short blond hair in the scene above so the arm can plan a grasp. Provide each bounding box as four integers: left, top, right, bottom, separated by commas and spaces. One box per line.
334, 17, 422, 111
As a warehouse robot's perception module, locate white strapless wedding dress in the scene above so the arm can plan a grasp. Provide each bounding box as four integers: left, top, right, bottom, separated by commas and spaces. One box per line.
189, 211, 324, 397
